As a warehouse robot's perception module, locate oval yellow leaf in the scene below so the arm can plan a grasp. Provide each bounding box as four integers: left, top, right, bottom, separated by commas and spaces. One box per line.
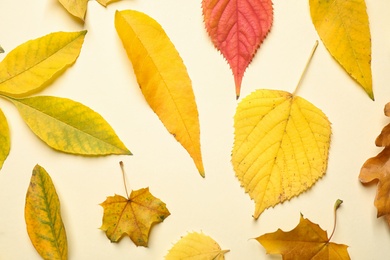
25, 165, 67, 260
310, 0, 373, 99
0, 108, 10, 170
10, 96, 131, 155
165, 232, 229, 260
232, 90, 331, 219
58, 0, 88, 21
115, 10, 204, 177
0, 31, 87, 97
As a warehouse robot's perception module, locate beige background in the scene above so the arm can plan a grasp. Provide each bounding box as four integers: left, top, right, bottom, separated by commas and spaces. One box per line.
1, 0, 390, 259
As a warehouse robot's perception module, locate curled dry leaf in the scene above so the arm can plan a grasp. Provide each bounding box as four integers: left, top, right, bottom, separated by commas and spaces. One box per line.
9, 96, 131, 156
165, 232, 229, 260
0, 31, 87, 97
25, 165, 67, 260
115, 10, 204, 176
360, 102, 390, 226
202, 0, 273, 98
232, 89, 331, 218
100, 188, 170, 246
310, 0, 373, 99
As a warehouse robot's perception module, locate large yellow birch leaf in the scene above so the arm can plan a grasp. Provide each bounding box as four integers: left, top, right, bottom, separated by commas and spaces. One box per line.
310, 0, 373, 99
58, 0, 88, 21
165, 232, 229, 260
25, 165, 67, 260
232, 89, 331, 219
115, 10, 204, 176
0, 31, 87, 97
9, 96, 131, 155
0, 108, 10, 170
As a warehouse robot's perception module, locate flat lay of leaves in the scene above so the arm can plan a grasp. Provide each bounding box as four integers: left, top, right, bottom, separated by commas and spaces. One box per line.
165, 232, 229, 259
0, 0, 389, 259
25, 165, 67, 260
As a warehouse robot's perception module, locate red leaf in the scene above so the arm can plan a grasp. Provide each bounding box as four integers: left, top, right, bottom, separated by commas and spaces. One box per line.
202, 0, 273, 98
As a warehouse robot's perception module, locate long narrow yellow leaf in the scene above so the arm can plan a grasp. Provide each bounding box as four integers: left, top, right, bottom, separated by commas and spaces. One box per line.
0, 108, 10, 170
58, 0, 88, 21
0, 31, 87, 97
115, 10, 204, 176
25, 165, 67, 260
232, 90, 331, 219
10, 96, 131, 155
310, 0, 373, 99
165, 232, 229, 259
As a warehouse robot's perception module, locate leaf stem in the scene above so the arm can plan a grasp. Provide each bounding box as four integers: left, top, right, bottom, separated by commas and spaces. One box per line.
119, 161, 130, 199
328, 199, 343, 242
292, 40, 319, 96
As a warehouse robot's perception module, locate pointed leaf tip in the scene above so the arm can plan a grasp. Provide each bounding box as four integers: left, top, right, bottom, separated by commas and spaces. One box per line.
115, 10, 204, 176
202, 0, 273, 97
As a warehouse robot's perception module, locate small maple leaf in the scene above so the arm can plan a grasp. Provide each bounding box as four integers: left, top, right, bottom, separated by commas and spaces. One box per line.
100, 162, 170, 246
256, 200, 349, 259
360, 102, 390, 226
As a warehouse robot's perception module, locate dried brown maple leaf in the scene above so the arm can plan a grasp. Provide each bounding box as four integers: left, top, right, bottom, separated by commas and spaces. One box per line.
256, 200, 350, 259
360, 102, 390, 226
100, 162, 170, 246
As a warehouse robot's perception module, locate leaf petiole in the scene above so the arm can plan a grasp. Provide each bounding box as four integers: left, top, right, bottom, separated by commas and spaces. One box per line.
328, 199, 343, 242
119, 161, 130, 199
292, 40, 319, 96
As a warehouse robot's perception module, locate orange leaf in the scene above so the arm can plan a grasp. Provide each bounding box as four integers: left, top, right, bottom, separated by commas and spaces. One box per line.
359, 102, 390, 226
100, 188, 170, 247
202, 0, 273, 98
257, 214, 350, 259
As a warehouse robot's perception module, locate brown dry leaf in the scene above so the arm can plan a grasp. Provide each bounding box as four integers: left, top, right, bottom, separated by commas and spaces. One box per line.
100, 188, 170, 246
257, 200, 349, 259
359, 102, 390, 226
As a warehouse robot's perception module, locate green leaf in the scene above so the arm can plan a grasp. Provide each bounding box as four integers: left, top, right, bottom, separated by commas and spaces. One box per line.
0, 108, 10, 170
25, 165, 67, 260
0, 31, 87, 97
10, 96, 131, 155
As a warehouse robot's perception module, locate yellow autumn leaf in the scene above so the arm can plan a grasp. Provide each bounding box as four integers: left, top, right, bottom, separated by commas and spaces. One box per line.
115, 10, 204, 177
58, 0, 88, 21
96, 0, 120, 7
310, 0, 373, 99
232, 89, 331, 219
9, 96, 131, 155
0, 108, 10, 170
0, 31, 87, 97
165, 232, 229, 260
25, 165, 67, 260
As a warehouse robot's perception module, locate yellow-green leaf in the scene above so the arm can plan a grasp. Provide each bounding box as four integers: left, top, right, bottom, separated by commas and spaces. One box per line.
232, 90, 331, 219
58, 0, 88, 21
10, 96, 131, 155
100, 189, 170, 246
115, 10, 204, 177
310, 0, 373, 99
0, 31, 87, 97
96, 0, 120, 7
25, 164, 67, 260
165, 232, 229, 260
0, 108, 10, 170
